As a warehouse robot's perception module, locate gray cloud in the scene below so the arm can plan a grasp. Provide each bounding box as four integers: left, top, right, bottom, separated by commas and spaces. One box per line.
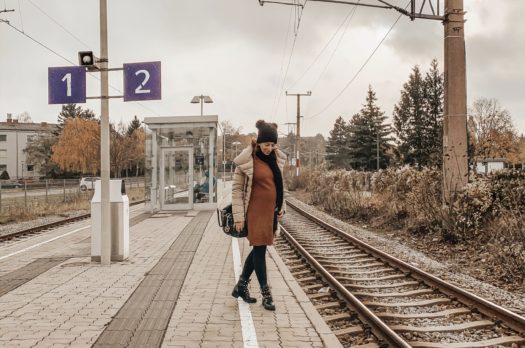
1, 0, 524, 136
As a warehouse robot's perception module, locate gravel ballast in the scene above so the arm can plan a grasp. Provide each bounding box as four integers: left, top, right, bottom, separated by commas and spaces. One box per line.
287, 196, 525, 316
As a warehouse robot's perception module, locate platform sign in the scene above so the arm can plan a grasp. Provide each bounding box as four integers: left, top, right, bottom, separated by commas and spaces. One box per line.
123, 62, 161, 102
48, 66, 86, 104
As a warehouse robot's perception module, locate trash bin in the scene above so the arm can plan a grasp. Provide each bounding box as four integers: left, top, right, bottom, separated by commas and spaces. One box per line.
91, 179, 130, 262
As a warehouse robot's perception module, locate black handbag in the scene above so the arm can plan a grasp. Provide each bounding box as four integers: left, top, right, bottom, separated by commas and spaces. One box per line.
217, 204, 248, 238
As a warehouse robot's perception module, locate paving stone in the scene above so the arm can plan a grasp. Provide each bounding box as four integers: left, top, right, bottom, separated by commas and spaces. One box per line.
1, 184, 342, 347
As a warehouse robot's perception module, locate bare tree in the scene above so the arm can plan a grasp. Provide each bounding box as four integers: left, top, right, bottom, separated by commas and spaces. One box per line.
468, 97, 518, 161
16, 111, 32, 123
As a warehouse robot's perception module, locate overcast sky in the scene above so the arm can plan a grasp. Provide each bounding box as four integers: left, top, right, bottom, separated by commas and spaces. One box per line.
1, 0, 524, 137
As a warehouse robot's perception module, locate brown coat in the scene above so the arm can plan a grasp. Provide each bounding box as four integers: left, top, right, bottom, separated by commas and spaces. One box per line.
231, 143, 286, 229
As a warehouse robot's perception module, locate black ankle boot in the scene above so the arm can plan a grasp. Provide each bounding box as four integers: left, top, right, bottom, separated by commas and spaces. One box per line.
261, 285, 275, 311
232, 277, 257, 303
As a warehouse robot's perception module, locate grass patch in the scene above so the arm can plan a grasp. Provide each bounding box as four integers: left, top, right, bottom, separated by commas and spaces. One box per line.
0, 187, 144, 225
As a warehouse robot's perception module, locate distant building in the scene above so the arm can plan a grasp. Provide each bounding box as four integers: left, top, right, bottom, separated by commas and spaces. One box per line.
0, 113, 58, 179
475, 158, 509, 175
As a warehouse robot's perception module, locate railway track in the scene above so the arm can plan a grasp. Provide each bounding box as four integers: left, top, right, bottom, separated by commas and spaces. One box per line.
276, 200, 525, 347
0, 200, 145, 243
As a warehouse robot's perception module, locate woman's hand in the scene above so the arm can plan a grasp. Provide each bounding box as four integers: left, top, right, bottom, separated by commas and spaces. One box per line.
235, 222, 244, 232
277, 210, 285, 219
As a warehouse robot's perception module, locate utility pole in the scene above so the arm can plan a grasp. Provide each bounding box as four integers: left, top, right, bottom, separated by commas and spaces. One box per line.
286, 91, 311, 176
443, 0, 468, 203
99, 0, 111, 266
284, 122, 296, 136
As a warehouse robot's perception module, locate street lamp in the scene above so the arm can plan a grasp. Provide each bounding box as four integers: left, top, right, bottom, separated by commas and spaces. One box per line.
190, 95, 213, 116
232, 141, 241, 158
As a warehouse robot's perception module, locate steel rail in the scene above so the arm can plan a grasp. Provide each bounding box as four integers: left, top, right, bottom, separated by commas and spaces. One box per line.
0, 200, 145, 243
285, 199, 525, 333
280, 223, 411, 347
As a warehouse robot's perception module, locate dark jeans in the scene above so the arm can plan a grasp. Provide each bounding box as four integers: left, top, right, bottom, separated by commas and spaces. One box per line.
240, 245, 267, 288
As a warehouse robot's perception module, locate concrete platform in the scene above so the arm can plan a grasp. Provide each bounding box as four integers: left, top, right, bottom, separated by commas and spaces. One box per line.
0, 194, 341, 347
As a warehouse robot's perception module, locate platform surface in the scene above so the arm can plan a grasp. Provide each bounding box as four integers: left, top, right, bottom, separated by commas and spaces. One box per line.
0, 186, 341, 348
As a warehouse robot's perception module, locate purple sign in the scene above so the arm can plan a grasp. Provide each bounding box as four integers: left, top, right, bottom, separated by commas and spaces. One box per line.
123, 62, 161, 102
48, 66, 86, 104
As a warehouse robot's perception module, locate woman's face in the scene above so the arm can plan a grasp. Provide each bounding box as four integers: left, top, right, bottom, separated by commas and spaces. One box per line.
259, 142, 276, 155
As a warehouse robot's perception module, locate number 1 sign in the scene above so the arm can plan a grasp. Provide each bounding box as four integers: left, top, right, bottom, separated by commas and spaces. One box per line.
48, 66, 86, 104
123, 62, 161, 102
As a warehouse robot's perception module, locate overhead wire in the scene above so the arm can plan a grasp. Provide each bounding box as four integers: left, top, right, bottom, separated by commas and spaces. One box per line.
1, 20, 76, 64
272, 0, 307, 121
305, 5, 406, 120
271, 6, 294, 122
27, 0, 91, 49
17, 0, 23, 31
287, 1, 358, 91
310, 2, 359, 91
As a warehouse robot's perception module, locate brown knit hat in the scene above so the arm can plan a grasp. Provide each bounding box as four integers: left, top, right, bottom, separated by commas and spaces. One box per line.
255, 120, 278, 144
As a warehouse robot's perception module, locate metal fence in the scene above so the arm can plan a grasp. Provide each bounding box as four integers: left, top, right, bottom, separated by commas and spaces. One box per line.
0, 177, 144, 212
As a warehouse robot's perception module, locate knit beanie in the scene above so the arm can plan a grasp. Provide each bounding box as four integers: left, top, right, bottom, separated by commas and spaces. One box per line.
256, 120, 278, 144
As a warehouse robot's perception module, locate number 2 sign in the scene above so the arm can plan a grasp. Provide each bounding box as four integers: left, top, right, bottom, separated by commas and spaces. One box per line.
48, 66, 86, 104
123, 62, 161, 102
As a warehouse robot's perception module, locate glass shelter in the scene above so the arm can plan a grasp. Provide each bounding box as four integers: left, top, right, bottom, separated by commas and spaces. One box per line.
144, 116, 218, 211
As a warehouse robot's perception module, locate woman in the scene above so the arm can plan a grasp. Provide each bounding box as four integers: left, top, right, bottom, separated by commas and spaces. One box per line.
231, 120, 286, 311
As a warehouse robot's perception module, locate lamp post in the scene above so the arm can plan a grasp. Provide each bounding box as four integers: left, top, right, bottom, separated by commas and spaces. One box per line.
232, 141, 241, 158
229, 141, 241, 173
190, 95, 213, 116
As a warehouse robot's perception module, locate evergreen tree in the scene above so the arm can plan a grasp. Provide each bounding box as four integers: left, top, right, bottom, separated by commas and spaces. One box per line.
55, 104, 96, 134
393, 61, 445, 168
393, 65, 426, 167
326, 116, 350, 169
127, 115, 142, 136
347, 86, 391, 171
422, 59, 444, 167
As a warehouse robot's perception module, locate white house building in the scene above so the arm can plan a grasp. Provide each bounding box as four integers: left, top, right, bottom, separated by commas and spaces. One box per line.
475, 158, 508, 175
0, 114, 58, 179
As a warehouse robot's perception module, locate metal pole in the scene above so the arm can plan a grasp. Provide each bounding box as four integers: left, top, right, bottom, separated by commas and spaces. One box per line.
200, 97, 203, 116
45, 179, 48, 204
376, 128, 380, 171
443, 0, 468, 204
100, 0, 111, 265
223, 135, 226, 181
296, 95, 300, 176
24, 181, 27, 209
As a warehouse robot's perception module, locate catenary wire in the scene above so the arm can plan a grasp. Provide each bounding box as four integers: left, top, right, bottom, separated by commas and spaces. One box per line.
306, 10, 405, 119
27, 0, 91, 49
17, 0, 23, 31
287, 0, 358, 91
1, 19, 76, 64
310, 2, 359, 91
273, 0, 307, 120
271, 6, 294, 122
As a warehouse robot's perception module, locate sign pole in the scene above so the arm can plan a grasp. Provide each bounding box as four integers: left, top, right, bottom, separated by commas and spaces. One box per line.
100, 0, 111, 266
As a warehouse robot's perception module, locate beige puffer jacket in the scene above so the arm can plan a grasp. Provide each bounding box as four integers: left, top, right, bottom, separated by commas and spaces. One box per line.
231, 143, 287, 224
